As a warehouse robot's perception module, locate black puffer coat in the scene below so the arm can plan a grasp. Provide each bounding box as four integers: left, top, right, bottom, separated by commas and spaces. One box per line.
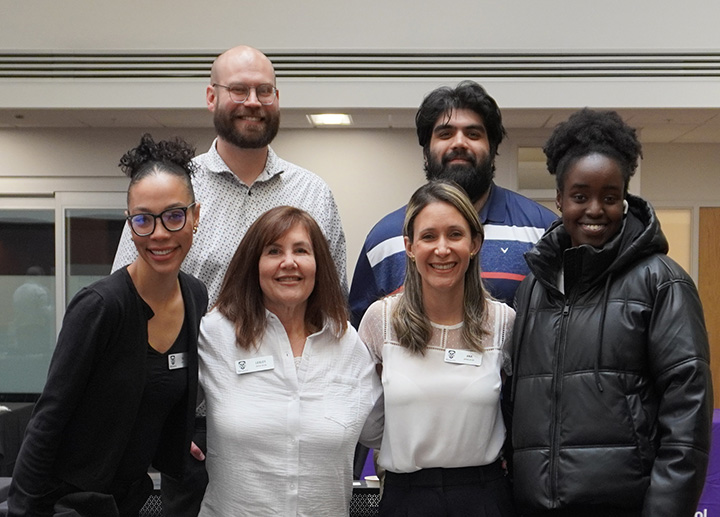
510, 194, 713, 516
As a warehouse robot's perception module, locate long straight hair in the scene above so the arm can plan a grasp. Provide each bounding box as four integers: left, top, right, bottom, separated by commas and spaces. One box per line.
214, 206, 348, 350
392, 181, 489, 355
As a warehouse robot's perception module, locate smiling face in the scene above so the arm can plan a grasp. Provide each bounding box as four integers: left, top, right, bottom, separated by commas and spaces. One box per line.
258, 223, 317, 316
424, 109, 494, 203
127, 172, 199, 276
405, 201, 481, 297
207, 47, 280, 149
557, 153, 625, 249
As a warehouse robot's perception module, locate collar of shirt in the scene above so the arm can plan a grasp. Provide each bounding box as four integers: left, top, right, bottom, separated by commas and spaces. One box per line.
478, 181, 507, 225
265, 309, 334, 341
203, 139, 286, 184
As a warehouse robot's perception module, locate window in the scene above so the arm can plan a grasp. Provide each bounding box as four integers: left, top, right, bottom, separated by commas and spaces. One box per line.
0, 193, 125, 396
0, 207, 55, 394
65, 208, 125, 304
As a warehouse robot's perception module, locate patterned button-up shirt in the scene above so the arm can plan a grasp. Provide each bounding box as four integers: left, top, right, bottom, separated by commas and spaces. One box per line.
113, 140, 347, 305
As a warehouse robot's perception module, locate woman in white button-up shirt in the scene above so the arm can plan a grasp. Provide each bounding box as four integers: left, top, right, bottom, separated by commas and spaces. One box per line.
197, 206, 383, 517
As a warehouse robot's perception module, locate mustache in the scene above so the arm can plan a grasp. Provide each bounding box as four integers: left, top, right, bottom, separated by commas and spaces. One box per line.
232, 105, 265, 117
442, 149, 477, 166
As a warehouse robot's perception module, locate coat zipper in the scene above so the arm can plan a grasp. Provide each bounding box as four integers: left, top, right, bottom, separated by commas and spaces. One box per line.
550, 296, 573, 506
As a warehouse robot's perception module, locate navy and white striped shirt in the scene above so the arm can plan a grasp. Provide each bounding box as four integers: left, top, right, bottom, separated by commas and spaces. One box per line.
349, 182, 557, 327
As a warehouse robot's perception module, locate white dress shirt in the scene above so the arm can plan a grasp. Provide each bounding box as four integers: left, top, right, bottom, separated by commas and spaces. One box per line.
198, 309, 383, 517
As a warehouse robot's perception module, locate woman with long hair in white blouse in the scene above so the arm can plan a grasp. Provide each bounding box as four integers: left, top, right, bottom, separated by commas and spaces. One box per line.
359, 181, 516, 517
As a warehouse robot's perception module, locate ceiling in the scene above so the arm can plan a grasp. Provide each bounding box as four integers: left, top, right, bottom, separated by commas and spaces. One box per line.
1, 107, 720, 144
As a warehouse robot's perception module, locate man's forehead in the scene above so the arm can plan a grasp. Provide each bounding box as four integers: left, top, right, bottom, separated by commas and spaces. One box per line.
213, 49, 275, 84
433, 109, 485, 130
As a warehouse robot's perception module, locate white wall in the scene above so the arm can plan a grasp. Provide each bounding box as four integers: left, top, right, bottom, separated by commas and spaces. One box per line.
1, 127, 717, 276
272, 129, 424, 268
2, 0, 718, 52
2, 1, 720, 114
0, 126, 422, 274
1, 0, 719, 275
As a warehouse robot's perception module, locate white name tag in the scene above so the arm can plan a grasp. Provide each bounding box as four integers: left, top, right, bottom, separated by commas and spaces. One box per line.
444, 348, 482, 366
168, 352, 188, 370
236, 355, 275, 375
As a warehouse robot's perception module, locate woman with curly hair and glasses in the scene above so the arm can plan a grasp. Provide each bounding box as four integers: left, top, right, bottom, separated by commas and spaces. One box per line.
8, 134, 207, 517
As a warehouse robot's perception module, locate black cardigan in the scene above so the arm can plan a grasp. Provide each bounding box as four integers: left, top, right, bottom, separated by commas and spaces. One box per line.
10, 267, 208, 497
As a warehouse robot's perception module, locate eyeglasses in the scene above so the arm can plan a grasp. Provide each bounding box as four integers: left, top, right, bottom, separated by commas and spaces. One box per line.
212, 83, 278, 105
127, 203, 196, 237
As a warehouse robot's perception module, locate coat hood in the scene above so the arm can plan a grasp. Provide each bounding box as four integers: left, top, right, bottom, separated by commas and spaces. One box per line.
525, 194, 669, 292
518, 194, 670, 394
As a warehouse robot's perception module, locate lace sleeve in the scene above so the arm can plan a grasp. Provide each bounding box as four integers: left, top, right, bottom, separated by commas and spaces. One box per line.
358, 298, 387, 364
492, 300, 516, 375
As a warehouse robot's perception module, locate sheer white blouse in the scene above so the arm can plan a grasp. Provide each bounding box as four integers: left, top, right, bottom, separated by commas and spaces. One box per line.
358, 294, 514, 474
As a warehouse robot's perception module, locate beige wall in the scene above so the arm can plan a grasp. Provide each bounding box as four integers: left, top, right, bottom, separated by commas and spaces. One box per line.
642, 143, 720, 204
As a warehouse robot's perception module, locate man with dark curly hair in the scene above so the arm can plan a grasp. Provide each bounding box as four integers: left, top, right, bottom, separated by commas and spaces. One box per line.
349, 80, 557, 327
510, 108, 713, 516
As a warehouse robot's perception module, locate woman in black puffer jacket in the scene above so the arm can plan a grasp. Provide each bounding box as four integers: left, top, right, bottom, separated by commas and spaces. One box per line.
510, 108, 713, 517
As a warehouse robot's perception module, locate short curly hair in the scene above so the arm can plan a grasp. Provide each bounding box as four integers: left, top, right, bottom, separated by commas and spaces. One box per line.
120, 133, 197, 203
543, 108, 642, 192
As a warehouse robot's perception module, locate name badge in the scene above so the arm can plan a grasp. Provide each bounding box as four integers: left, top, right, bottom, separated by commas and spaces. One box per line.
444, 348, 482, 366
168, 352, 188, 370
236, 355, 275, 375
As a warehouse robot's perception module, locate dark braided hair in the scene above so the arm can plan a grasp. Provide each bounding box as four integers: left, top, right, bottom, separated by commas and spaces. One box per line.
543, 108, 642, 193
120, 133, 197, 202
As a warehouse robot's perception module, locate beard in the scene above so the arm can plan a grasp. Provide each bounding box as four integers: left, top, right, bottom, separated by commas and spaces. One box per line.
213, 105, 280, 149
424, 149, 495, 203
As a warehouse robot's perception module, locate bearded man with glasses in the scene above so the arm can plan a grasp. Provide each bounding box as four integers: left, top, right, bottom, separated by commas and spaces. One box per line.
112, 45, 347, 517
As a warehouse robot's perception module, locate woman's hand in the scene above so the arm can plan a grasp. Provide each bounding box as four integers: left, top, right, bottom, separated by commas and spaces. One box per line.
190, 441, 205, 461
